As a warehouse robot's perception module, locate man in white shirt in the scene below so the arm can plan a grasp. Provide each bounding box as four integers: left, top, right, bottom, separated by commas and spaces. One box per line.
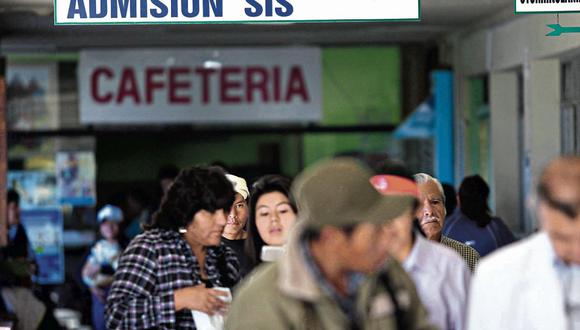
372, 174, 471, 330
467, 156, 580, 330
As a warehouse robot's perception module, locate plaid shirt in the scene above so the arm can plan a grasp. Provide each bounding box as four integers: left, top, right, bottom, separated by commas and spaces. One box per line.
105, 228, 239, 329
440, 235, 480, 273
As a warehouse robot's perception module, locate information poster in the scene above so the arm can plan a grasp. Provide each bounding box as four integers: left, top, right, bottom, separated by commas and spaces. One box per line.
7, 171, 58, 209
6, 63, 59, 130
56, 151, 97, 206
20, 208, 65, 285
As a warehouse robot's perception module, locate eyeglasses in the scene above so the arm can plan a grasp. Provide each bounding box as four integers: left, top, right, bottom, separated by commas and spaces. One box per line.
539, 185, 580, 219
546, 197, 580, 219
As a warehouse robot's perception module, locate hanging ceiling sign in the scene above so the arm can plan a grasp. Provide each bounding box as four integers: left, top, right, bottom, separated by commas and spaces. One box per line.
516, 0, 580, 13
79, 48, 322, 124
55, 0, 420, 25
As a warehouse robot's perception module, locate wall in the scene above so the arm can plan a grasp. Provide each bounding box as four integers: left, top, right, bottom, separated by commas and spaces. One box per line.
303, 47, 402, 166
452, 12, 571, 232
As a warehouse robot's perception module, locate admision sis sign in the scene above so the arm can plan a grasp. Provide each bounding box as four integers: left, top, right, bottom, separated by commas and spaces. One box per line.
56, 0, 420, 24
79, 48, 322, 124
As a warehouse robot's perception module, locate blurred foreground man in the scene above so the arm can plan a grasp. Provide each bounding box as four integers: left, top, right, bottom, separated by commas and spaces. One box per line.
415, 173, 480, 272
226, 158, 435, 330
467, 156, 580, 330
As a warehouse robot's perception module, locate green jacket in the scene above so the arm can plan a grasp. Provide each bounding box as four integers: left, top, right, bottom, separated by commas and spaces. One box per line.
225, 226, 436, 330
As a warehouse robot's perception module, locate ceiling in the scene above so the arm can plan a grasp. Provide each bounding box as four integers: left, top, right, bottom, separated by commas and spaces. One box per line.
0, 0, 512, 50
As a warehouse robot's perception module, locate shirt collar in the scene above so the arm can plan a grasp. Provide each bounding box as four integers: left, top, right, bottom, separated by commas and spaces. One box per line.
299, 234, 365, 326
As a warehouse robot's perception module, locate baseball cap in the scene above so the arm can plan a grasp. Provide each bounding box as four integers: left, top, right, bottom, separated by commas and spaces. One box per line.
225, 174, 249, 200
292, 158, 415, 229
97, 205, 124, 223
370, 175, 419, 198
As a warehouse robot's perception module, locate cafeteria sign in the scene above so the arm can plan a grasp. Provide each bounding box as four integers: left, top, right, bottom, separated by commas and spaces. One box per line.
79, 47, 322, 124
55, 0, 420, 25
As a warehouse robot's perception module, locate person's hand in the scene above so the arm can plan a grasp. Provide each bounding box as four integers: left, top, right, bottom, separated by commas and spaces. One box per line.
174, 284, 229, 315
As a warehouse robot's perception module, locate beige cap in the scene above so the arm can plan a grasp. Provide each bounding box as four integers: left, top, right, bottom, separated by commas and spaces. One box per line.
292, 158, 415, 229
226, 174, 249, 200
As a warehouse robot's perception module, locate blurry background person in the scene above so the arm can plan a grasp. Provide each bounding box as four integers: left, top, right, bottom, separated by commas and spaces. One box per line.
158, 164, 180, 198
0, 189, 61, 329
227, 158, 434, 330
372, 172, 470, 330
222, 174, 251, 278
244, 175, 298, 271
122, 188, 151, 241
443, 175, 516, 257
442, 183, 458, 216
106, 166, 239, 329
467, 156, 580, 330
415, 173, 480, 272
5, 189, 31, 260
82, 205, 124, 330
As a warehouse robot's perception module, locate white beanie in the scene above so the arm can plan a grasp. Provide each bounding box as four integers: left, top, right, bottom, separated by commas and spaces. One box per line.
225, 174, 249, 200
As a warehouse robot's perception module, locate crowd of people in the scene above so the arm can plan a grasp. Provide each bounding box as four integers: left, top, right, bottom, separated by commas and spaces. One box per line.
1, 154, 579, 329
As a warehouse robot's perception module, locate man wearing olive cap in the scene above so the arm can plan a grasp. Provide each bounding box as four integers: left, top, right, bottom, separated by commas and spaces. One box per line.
226, 158, 435, 330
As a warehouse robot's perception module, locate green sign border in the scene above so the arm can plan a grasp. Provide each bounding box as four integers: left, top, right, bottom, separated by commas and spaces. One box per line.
54, 0, 421, 25
514, 0, 580, 14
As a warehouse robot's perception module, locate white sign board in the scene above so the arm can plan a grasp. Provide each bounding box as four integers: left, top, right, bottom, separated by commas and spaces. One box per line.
79, 48, 322, 124
516, 0, 580, 13
56, 0, 420, 25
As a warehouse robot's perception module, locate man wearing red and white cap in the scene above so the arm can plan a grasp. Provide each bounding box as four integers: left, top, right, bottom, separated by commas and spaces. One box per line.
372, 172, 471, 330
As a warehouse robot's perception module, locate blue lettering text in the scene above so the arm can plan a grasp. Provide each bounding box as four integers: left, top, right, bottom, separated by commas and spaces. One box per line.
67, 0, 88, 18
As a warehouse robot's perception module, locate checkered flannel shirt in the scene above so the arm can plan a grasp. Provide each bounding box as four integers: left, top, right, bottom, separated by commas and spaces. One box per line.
440, 235, 480, 273
105, 228, 239, 329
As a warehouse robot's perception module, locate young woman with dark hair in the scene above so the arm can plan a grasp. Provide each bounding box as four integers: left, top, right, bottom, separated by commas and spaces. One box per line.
244, 175, 298, 272
105, 166, 240, 329
442, 175, 516, 257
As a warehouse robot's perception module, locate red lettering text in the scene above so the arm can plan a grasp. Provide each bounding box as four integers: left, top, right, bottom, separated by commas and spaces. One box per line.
220, 67, 242, 104
245, 66, 269, 103
195, 68, 216, 104
285, 66, 309, 102
116, 68, 140, 104
145, 67, 165, 104
91, 67, 113, 103
168, 67, 191, 104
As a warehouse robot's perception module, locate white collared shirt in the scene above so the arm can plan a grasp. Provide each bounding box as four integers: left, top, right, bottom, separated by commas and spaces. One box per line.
402, 234, 471, 330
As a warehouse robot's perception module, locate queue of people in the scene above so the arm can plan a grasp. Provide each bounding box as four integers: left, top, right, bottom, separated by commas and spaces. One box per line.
5, 155, 580, 329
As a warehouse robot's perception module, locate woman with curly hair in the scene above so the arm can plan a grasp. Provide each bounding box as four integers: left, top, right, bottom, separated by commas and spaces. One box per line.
105, 166, 240, 329
244, 175, 298, 272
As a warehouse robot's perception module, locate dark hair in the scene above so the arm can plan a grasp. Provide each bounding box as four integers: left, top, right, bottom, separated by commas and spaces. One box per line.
146, 166, 235, 231
244, 175, 297, 268
442, 183, 457, 215
7, 189, 19, 204
458, 175, 491, 228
